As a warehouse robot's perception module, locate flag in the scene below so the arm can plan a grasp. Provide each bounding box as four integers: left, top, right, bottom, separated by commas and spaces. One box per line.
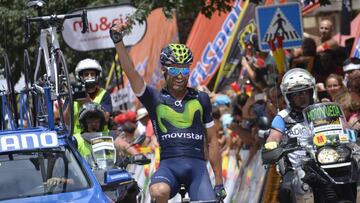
212, 1, 258, 93
341, 0, 352, 35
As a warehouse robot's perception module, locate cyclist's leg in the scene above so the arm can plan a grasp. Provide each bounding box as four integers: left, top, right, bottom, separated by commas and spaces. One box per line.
188, 159, 217, 201
150, 159, 180, 203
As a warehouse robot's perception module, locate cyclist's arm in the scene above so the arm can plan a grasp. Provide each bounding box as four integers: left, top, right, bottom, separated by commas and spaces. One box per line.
207, 125, 223, 185
112, 26, 146, 96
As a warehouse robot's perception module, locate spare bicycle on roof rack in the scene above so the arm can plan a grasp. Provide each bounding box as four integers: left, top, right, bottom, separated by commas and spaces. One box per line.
23, 0, 88, 136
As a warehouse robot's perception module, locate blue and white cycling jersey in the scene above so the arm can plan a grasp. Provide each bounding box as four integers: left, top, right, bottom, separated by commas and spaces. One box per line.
137, 85, 214, 160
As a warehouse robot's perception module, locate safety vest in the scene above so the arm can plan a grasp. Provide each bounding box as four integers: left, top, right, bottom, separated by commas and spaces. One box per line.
73, 88, 109, 135
74, 132, 92, 158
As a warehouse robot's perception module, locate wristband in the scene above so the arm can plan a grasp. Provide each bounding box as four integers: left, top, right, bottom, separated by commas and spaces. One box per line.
109, 26, 123, 44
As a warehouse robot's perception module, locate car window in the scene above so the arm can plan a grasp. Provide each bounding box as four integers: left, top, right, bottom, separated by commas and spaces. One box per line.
0, 146, 90, 200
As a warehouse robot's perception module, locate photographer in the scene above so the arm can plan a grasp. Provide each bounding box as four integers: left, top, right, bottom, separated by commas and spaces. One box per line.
67, 58, 113, 135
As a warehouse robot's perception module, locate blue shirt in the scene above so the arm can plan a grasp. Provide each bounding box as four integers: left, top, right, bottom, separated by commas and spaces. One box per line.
138, 86, 214, 160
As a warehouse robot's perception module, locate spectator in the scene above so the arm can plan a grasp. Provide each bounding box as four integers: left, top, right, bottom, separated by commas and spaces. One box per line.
343, 57, 360, 83
67, 58, 113, 135
304, 19, 338, 53
347, 71, 360, 131
134, 107, 149, 138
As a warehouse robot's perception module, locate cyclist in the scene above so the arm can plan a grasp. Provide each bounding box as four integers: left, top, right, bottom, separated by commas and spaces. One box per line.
74, 102, 138, 160
72, 58, 113, 135
110, 22, 226, 202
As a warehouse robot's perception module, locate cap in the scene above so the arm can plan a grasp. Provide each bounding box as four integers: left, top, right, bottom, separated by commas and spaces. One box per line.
136, 108, 148, 121
343, 63, 360, 73
214, 95, 230, 107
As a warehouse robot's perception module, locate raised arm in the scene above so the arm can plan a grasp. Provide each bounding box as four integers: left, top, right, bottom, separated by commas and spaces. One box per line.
110, 22, 145, 95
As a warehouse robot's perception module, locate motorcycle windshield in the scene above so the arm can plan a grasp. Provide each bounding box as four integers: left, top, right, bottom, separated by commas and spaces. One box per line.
303, 103, 349, 147
90, 136, 116, 169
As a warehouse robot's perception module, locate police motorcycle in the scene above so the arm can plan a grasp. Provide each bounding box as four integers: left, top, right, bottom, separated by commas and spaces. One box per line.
262, 103, 359, 203
81, 132, 150, 203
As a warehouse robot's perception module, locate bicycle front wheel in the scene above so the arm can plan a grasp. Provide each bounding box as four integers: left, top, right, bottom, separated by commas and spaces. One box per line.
54, 50, 74, 137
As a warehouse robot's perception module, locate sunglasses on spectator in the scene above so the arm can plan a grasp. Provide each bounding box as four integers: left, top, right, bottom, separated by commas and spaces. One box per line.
165, 66, 190, 76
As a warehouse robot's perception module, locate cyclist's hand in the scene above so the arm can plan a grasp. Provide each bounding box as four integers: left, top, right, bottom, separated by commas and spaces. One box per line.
214, 184, 226, 201
110, 21, 128, 44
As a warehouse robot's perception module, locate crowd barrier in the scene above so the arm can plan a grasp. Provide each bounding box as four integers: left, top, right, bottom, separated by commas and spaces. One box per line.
128, 147, 267, 203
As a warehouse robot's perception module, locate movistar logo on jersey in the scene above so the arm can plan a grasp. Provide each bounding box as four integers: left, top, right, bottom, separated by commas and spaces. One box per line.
161, 132, 203, 141
156, 99, 203, 133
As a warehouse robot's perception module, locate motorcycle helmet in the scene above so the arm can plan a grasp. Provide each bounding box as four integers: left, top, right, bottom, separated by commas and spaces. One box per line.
160, 44, 193, 66
280, 68, 317, 109
78, 102, 106, 132
75, 58, 102, 86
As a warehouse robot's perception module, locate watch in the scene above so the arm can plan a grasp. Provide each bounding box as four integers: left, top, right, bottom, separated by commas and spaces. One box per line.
109, 29, 123, 44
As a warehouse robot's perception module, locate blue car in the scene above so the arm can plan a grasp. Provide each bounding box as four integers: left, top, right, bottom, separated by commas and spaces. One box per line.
0, 127, 111, 203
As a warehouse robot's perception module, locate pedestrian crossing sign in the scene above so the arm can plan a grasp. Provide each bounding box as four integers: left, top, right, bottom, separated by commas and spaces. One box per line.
255, 2, 303, 51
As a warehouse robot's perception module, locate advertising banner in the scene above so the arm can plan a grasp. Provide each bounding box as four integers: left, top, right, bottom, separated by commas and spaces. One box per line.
303, 103, 348, 146
106, 8, 178, 107
213, 0, 258, 92
62, 4, 147, 51
187, 0, 243, 87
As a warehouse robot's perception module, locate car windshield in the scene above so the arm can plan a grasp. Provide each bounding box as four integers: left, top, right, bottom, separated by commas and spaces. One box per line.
0, 146, 90, 200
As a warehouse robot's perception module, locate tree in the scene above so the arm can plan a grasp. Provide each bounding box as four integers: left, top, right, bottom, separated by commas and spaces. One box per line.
0, 0, 235, 85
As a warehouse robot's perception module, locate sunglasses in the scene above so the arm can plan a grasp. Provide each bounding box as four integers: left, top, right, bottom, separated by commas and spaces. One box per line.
165, 66, 190, 76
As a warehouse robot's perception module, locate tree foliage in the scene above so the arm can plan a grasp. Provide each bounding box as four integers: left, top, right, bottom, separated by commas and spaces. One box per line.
0, 0, 331, 84
0, 0, 235, 84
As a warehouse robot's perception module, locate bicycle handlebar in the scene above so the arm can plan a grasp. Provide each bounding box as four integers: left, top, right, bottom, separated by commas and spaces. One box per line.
25, 9, 88, 42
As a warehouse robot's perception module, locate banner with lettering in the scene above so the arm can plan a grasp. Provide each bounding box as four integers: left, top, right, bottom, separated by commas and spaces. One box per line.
62, 4, 147, 51
104, 8, 178, 109
303, 103, 348, 146
187, 0, 243, 87
213, 0, 258, 92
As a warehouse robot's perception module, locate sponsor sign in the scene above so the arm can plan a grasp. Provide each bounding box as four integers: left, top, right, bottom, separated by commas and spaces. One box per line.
0, 131, 58, 153
62, 4, 147, 51
187, 0, 242, 87
303, 103, 348, 145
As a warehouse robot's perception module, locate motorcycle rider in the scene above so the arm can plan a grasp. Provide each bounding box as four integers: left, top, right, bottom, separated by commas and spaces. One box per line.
264, 68, 317, 202
69, 59, 113, 136
109, 22, 225, 203
264, 68, 359, 202
75, 102, 138, 160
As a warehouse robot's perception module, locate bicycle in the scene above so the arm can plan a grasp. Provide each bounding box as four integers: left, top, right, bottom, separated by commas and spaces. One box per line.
0, 51, 18, 130
23, 0, 88, 136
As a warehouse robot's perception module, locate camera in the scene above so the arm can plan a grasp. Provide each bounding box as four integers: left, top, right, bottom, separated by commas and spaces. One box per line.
71, 82, 87, 100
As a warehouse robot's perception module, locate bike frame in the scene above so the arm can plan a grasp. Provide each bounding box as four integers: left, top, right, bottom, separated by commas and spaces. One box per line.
33, 26, 61, 97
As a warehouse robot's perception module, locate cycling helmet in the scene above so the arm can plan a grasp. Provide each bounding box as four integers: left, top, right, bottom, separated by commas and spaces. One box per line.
75, 58, 102, 84
280, 68, 317, 109
160, 44, 193, 66
78, 102, 106, 132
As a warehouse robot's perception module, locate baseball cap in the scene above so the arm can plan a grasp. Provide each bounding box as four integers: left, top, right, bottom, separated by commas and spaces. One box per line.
343, 57, 360, 73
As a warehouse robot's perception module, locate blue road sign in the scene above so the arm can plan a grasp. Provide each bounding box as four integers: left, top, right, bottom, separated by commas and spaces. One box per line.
256, 2, 303, 51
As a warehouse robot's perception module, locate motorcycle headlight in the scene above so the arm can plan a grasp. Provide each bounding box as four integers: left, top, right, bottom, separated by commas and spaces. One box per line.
317, 148, 339, 164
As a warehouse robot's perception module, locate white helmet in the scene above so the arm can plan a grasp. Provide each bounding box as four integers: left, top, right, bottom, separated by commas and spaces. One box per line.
75, 58, 102, 81
280, 68, 317, 109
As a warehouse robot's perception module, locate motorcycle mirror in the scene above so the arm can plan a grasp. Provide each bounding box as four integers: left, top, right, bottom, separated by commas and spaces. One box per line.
261, 147, 284, 164
257, 116, 270, 130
